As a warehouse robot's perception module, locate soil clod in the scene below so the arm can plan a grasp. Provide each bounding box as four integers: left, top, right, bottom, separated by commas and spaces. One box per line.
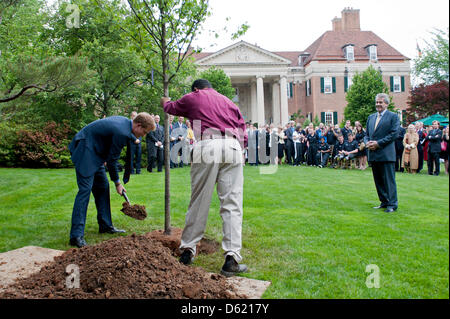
121, 202, 147, 220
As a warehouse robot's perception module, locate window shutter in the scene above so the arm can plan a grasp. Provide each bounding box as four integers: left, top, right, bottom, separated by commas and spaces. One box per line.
289, 82, 294, 98
344, 76, 348, 92
333, 112, 338, 125
321, 112, 325, 124
332, 77, 336, 93
308, 80, 311, 96
320, 77, 324, 93
401, 76, 405, 92
305, 81, 308, 96
390, 76, 394, 92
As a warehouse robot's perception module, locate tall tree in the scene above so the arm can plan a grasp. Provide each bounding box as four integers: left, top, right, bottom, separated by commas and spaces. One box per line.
127, 0, 210, 234
405, 80, 449, 123
414, 28, 449, 84
344, 66, 395, 126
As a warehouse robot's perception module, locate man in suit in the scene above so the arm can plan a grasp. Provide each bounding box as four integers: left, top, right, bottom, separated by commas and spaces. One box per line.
172, 116, 187, 168
130, 111, 142, 174
415, 122, 425, 173
284, 122, 294, 165
426, 120, 443, 176
395, 125, 406, 172
146, 114, 164, 172
68, 113, 155, 247
364, 93, 400, 213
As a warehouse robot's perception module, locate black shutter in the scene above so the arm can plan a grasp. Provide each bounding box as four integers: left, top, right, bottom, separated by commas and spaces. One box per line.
333, 112, 338, 125
401, 76, 405, 92
332, 77, 336, 93
390, 76, 394, 92
320, 77, 324, 93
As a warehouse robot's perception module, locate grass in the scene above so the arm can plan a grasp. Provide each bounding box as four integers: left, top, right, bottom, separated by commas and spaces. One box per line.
0, 164, 448, 298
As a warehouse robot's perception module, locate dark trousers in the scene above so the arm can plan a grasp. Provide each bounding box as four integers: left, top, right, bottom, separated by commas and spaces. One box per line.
294, 143, 303, 165
371, 161, 398, 209
395, 152, 404, 172
428, 151, 441, 175
70, 166, 113, 239
130, 143, 142, 173
417, 146, 424, 172
285, 140, 293, 164
316, 152, 330, 166
148, 148, 164, 172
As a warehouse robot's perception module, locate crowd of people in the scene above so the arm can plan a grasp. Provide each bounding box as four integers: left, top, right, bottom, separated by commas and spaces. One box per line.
130, 113, 449, 176
244, 119, 449, 175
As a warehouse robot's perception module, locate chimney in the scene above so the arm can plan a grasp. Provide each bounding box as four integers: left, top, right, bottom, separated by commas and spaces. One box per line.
341, 7, 360, 31
332, 16, 342, 31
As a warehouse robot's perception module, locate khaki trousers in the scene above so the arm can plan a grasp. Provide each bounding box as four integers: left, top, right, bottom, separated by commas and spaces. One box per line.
180, 138, 244, 262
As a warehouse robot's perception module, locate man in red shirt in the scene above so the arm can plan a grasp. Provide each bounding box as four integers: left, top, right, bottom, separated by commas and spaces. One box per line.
161, 79, 248, 277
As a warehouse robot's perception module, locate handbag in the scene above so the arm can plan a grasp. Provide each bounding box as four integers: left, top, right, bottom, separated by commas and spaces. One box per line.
441, 141, 447, 152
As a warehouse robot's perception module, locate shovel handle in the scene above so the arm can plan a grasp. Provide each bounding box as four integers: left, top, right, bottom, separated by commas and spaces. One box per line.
122, 190, 130, 204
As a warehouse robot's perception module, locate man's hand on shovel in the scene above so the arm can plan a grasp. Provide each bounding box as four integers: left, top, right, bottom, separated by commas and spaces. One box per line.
115, 182, 126, 196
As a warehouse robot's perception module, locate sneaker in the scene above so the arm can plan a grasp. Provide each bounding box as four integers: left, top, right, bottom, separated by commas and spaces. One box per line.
220, 255, 248, 277
179, 250, 194, 265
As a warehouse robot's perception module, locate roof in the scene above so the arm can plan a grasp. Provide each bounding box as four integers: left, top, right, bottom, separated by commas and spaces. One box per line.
302, 30, 409, 65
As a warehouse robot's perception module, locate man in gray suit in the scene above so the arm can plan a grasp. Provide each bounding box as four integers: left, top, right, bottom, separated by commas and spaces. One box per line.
365, 93, 400, 213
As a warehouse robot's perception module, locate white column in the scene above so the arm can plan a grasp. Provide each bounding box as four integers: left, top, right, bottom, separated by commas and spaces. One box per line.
256, 76, 265, 126
279, 75, 289, 125
250, 81, 257, 124
272, 81, 280, 125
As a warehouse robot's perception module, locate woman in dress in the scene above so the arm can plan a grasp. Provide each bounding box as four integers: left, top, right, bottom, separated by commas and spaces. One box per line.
402, 124, 419, 173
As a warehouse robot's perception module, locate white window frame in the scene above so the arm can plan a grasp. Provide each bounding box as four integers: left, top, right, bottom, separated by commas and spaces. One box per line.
369, 45, 377, 61
324, 77, 332, 94
325, 112, 334, 125
345, 46, 354, 61
287, 83, 291, 98
393, 76, 401, 93
347, 75, 353, 89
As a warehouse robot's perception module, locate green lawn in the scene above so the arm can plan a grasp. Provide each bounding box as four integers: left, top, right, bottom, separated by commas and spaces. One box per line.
0, 165, 448, 298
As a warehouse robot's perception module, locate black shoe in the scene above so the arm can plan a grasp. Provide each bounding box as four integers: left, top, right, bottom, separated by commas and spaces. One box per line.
384, 207, 397, 213
99, 227, 126, 234
69, 236, 87, 248
179, 250, 194, 265
220, 255, 248, 277
373, 205, 387, 209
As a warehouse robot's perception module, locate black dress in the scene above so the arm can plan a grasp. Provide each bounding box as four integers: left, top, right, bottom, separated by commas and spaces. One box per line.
306, 134, 319, 165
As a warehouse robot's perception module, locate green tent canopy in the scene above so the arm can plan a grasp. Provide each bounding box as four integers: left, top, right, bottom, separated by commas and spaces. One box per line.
413, 114, 449, 126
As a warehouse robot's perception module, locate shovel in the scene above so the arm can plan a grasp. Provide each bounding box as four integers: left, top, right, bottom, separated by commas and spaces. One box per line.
120, 190, 147, 220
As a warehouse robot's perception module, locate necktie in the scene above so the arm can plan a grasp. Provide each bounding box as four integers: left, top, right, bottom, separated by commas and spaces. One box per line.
123, 140, 131, 184
374, 113, 381, 130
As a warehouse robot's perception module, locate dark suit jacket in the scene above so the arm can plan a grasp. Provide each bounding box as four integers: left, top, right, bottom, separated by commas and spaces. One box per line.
364, 110, 400, 162
69, 116, 137, 182
146, 124, 164, 157
426, 129, 443, 153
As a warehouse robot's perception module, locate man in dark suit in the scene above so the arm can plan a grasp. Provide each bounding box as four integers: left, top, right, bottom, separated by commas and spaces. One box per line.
426, 120, 443, 175
130, 111, 142, 174
395, 125, 406, 172
365, 93, 400, 213
68, 113, 155, 247
415, 122, 425, 173
284, 122, 294, 165
146, 114, 164, 172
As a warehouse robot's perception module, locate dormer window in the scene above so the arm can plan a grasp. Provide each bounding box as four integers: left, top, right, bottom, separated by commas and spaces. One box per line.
343, 44, 354, 61
366, 44, 377, 61
298, 52, 310, 66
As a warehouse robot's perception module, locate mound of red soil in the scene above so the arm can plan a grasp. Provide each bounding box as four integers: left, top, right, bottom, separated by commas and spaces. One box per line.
145, 228, 219, 256
121, 202, 147, 220
0, 234, 244, 299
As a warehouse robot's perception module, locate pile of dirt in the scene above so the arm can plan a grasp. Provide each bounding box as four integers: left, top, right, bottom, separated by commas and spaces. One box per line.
120, 202, 147, 220
0, 234, 245, 299
145, 228, 219, 256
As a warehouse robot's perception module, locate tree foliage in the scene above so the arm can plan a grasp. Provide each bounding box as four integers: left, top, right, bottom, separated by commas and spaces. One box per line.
414, 28, 449, 84
199, 66, 235, 99
344, 66, 395, 126
405, 80, 449, 124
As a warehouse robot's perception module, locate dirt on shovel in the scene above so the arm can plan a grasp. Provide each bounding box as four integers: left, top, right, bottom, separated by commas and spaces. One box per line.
120, 202, 147, 220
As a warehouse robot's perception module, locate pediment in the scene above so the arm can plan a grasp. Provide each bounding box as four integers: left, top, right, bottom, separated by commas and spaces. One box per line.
196, 41, 292, 66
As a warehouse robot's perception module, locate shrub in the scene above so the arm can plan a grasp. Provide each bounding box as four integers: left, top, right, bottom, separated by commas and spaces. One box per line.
0, 122, 25, 167
15, 121, 74, 168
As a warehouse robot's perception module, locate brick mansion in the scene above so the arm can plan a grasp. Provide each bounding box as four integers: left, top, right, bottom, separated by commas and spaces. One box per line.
193, 8, 411, 126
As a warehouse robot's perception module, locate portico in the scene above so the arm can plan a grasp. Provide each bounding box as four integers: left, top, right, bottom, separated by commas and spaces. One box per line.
195, 41, 293, 126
